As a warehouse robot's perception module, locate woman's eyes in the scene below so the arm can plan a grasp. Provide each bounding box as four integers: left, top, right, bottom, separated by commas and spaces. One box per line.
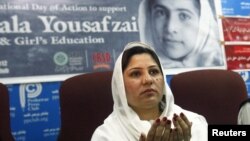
155, 9, 165, 17
149, 69, 160, 76
179, 12, 191, 21
130, 71, 141, 77
152, 6, 192, 22
130, 69, 160, 78
153, 7, 167, 18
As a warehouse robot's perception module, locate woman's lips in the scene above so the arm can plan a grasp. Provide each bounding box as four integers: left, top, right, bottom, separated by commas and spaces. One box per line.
141, 88, 157, 95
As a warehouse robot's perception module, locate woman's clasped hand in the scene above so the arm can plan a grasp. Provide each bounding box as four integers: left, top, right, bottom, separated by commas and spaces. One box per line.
140, 113, 192, 141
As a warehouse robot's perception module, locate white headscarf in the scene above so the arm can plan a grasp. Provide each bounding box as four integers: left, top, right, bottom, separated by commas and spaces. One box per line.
138, 0, 224, 68
91, 41, 207, 141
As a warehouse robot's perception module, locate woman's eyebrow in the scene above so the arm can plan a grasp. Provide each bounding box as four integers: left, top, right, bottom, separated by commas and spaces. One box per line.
152, 4, 196, 16
127, 65, 158, 71
176, 8, 196, 16
151, 4, 167, 11
148, 65, 159, 68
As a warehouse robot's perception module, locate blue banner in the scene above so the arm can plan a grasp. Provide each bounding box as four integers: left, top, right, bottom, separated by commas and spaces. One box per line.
238, 71, 250, 97
222, 0, 250, 16
8, 82, 61, 141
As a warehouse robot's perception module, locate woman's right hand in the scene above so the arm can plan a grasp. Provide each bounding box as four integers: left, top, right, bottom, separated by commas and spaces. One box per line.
139, 117, 173, 141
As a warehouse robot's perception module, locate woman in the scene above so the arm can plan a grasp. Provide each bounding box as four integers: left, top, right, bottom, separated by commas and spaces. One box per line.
91, 41, 207, 141
138, 0, 224, 68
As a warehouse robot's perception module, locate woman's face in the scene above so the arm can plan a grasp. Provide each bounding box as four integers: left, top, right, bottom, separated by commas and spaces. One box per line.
151, 0, 200, 60
123, 53, 164, 112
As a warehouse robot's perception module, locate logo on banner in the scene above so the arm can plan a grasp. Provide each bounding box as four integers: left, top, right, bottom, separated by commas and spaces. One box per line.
92, 52, 111, 70
19, 83, 42, 111
0, 60, 10, 74
53, 51, 68, 66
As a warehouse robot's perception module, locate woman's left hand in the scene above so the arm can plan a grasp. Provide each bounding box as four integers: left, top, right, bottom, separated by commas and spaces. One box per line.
172, 112, 192, 141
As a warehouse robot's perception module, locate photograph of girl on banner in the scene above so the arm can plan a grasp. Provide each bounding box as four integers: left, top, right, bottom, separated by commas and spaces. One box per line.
138, 0, 224, 69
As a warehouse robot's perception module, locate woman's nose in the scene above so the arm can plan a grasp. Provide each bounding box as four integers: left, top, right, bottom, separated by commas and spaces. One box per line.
164, 15, 178, 33
143, 74, 153, 85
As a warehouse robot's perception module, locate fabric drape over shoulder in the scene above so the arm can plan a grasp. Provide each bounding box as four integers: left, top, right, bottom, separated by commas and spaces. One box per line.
238, 99, 250, 125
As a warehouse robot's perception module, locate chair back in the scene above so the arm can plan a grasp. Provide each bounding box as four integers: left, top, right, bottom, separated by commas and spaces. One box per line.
0, 83, 15, 141
170, 69, 248, 124
57, 71, 113, 141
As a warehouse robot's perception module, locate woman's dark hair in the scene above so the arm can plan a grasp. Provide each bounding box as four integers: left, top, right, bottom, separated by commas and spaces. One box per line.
122, 46, 163, 74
